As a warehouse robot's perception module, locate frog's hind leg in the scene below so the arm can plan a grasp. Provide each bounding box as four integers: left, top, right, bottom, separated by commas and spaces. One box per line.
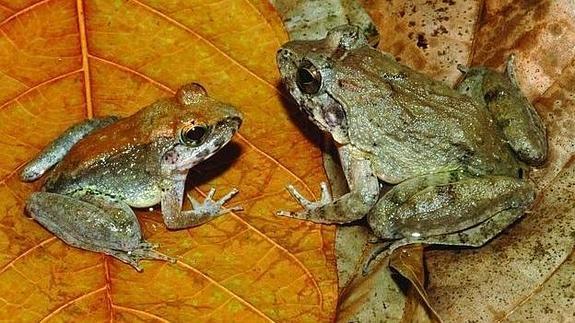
362, 208, 524, 275
457, 58, 547, 165
20, 116, 119, 182
363, 173, 535, 274
368, 173, 535, 240
25, 191, 173, 271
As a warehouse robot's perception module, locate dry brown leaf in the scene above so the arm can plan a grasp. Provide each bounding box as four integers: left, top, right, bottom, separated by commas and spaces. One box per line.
362, 0, 481, 85
269, 0, 378, 44
390, 245, 439, 323
360, 1, 575, 321
0, 0, 339, 321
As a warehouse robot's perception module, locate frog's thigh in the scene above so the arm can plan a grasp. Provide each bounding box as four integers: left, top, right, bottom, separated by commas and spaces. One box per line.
368, 174, 535, 240
385, 208, 524, 256
26, 192, 142, 255
20, 116, 119, 182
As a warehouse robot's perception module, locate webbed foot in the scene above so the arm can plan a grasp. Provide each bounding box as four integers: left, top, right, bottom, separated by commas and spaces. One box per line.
276, 182, 332, 219
110, 242, 175, 272
187, 187, 243, 216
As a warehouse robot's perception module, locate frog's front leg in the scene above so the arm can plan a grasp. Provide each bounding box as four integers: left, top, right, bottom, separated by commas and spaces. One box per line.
20, 116, 119, 181
277, 147, 380, 224
26, 191, 172, 271
161, 178, 242, 230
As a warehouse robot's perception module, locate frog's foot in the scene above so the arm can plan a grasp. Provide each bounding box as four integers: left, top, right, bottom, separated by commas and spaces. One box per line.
161, 186, 241, 230
109, 242, 176, 272
276, 182, 332, 219
187, 187, 243, 217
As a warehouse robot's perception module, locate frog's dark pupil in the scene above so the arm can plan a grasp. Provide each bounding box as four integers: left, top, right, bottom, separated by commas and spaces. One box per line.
185, 126, 207, 143
296, 60, 321, 94
298, 68, 314, 84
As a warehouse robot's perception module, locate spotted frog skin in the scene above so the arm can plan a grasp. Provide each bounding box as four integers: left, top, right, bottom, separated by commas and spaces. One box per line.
21, 83, 243, 271
276, 25, 547, 259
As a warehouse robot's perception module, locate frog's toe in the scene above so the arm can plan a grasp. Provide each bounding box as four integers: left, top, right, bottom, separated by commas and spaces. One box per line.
286, 182, 333, 209
216, 187, 239, 205
108, 251, 144, 272
109, 244, 175, 271
133, 246, 176, 263
276, 210, 296, 218
286, 184, 312, 207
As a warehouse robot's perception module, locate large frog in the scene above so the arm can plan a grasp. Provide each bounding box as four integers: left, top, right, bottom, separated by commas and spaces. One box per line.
20, 83, 243, 271
275, 25, 547, 260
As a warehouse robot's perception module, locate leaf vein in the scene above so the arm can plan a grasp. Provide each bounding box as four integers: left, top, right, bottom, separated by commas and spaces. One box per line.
128, 0, 281, 96
40, 287, 106, 322
176, 260, 276, 322
0, 0, 51, 27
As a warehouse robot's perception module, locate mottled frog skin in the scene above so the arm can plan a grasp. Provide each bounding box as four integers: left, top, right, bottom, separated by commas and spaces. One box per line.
275, 25, 547, 262
21, 83, 243, 271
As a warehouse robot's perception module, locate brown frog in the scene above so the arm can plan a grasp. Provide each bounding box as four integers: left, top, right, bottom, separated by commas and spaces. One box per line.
275, 25, 547, 265
21, 83, 243, 271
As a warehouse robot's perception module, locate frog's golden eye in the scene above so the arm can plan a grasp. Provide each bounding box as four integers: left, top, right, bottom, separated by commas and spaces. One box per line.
296, 60, 321, 94
180, 125, 209, 146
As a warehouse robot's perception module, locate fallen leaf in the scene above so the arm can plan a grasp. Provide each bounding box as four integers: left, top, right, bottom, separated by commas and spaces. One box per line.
269, 0, 379, 44
389, 245, 439, 323
360, 1, 575, 321
362, 0, 481, 85
0, 0, 338, 321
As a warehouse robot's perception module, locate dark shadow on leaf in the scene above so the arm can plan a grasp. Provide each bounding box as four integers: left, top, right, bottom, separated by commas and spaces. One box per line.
187, 141, 243, 188
277, 82, 325, 150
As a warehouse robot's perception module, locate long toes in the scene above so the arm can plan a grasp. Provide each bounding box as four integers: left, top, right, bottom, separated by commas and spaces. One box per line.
319, 182, 332, 203
217, 188, 239, 205
286, 185, 311, 207
134, 248, 175, 263
207, 187, 216, 200
276, 210, 295, 217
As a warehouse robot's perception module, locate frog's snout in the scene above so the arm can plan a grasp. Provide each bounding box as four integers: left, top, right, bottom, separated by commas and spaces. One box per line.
223, 115, 242, 132
221, 105, 243, 130
276, 47, 297, 77
276, 48, 290, 66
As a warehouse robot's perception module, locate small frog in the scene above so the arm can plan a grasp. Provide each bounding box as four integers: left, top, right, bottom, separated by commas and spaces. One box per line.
20, 83, 243, 271
275, 25, 547, 264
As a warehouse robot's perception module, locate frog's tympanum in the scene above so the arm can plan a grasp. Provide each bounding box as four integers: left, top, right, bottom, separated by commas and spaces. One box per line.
276, 25, 547, 264
21, 83, 243, 271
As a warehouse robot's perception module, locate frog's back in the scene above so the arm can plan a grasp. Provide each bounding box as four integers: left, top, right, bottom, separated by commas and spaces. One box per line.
339, 48, 521, 183
43, 100, 179, 196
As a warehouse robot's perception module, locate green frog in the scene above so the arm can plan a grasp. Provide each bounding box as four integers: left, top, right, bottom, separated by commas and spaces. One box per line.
20, 83, 243, 271
275, 25, 547, 262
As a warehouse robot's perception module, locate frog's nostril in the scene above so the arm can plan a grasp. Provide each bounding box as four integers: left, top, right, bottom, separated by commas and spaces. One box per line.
219, 116, 242, 130
230, 116, 242, 128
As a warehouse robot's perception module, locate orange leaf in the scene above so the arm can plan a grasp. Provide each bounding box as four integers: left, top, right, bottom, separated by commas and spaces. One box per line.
0, 0, 337, 321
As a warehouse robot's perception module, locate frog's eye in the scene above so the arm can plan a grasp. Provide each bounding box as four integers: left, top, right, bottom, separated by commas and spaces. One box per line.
296, 60, 322, 94
180, 125, 209, 146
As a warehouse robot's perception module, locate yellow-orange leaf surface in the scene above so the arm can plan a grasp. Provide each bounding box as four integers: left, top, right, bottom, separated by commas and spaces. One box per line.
0, 0, 337, 321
